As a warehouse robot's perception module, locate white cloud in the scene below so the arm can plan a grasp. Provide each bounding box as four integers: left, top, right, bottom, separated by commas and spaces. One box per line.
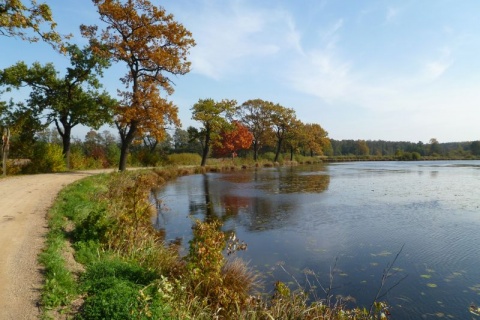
289, 39, 458, 113
182, 0, 297, 80
422, 47, 453, 81
290, 49, 352, 103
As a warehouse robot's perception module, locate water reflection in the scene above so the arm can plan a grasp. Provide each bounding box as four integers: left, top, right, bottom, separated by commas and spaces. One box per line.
255, 167, 330, 194
184, 168, 330, 231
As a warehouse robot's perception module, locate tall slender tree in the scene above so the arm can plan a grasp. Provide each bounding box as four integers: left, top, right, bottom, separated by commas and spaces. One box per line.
270, 104, 296, 162
81, 0, 195, 171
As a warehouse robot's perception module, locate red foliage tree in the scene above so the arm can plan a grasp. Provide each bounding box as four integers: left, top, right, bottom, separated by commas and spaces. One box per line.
212, 121, 253, 158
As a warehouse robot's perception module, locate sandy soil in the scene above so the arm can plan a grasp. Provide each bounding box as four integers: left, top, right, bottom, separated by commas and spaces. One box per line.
0, 170, 115, 320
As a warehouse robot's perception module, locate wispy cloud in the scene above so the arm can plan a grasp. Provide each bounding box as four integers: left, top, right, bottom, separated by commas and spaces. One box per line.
288, 18, 353, 103
288, 39, 461, 119
319, 19, 344, 43
180, 0, 296, 80
422, 47, 453, 81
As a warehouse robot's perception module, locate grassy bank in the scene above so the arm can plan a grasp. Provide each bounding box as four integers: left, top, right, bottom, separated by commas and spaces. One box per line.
40, 165, 389, 319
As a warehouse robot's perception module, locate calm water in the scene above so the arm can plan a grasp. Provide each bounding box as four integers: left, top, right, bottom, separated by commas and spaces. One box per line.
153, 161, 480, 319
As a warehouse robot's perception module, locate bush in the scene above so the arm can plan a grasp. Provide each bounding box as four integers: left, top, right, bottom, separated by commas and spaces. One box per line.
73, 209, 112, 243
24, 142, 66, 173
186, 220, 254, 316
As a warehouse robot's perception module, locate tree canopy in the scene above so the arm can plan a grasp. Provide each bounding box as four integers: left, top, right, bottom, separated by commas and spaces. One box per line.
212, 121, 253, 158
191, 98, 236, 166
269, 104, 296, 162
237, 99, 275, 161
0, 0, 68, 50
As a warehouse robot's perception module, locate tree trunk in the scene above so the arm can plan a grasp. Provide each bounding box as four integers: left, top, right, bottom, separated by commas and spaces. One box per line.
274, 138, 282, 162
119, 141, 129, 171
253, 140, 258, 161
2, 128, 10, 176
118, 123, 137, 171
61, 126, 72, 170
290, 146, 294, 161
201, 133, 210, 167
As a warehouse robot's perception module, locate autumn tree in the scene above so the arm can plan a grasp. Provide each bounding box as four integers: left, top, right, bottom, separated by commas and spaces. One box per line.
303, 123, 330, 156
0, 44, 115, 168
269, 104, 296, 162
237, 99, 275, 161
191, 98, 236, 166
81, 0, 195, 171
355, 139, 370, 156
212, 120, 253, 158
0, 0, 68, 50
283, 118, 304, 161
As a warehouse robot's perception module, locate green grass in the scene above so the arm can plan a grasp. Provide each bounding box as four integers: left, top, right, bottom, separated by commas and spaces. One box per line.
40, 175, 109, 313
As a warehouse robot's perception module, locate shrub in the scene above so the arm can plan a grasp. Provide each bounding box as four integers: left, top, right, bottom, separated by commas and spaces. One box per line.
24, 142, 66, 173
186, 220, 254, 316
73, 209, 112, 243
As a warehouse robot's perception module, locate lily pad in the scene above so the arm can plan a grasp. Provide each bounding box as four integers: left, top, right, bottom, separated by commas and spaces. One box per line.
420, 274, 432, 279
426, 283, 438, 288
370, 250, 392, 257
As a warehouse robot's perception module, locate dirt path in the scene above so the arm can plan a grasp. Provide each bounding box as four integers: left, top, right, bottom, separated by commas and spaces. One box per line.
0, 170, 115, 320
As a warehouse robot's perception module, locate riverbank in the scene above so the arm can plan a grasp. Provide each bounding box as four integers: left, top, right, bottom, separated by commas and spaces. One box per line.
40, 166, 389, 319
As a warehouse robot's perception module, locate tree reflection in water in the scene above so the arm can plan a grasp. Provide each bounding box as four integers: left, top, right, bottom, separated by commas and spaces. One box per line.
182, 166, 330, 231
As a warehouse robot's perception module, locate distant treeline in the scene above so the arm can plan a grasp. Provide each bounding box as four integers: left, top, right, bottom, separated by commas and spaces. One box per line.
328, 139, 480, 160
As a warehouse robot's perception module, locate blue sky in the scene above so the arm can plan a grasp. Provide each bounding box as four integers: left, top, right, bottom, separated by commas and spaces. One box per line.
2, 0, 480, 143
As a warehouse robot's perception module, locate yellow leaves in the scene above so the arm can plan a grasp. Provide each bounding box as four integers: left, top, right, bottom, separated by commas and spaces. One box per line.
1, 0, 68, 50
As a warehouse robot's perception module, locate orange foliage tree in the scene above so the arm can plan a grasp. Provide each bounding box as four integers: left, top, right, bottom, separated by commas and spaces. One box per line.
81, 0, 195, 170
212, 121, 253, 158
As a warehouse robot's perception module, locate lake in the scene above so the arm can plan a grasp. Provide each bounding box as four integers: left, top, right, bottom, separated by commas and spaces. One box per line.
153, 161, 480, 319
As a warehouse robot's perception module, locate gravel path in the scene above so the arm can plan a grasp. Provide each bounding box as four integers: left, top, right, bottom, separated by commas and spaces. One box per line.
0, 170, 114, 320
